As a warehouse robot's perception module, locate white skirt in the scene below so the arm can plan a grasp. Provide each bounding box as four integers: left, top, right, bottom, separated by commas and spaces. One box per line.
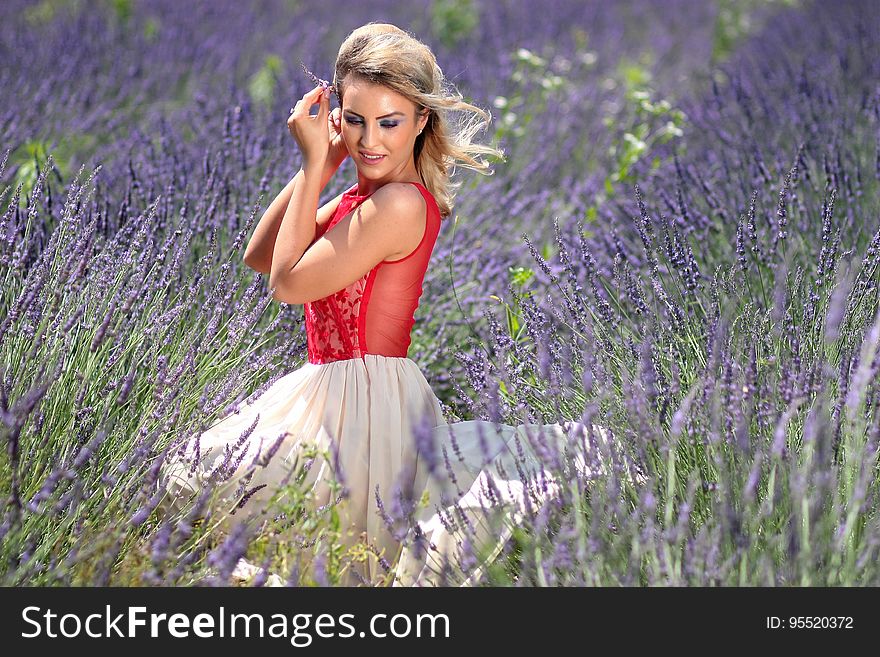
158, 354, 613, 586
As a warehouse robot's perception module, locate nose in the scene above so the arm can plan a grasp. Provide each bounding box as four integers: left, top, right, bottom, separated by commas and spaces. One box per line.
359, 122, 379, 150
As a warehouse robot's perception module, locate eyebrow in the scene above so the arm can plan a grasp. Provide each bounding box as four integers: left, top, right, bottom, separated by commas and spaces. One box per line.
343, 110, 407, 119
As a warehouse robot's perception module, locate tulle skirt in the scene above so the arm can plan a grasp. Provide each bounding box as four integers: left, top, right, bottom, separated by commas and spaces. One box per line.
158, 354, 610, 586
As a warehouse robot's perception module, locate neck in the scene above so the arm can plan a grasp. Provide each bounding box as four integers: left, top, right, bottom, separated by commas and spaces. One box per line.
355, 159, 423, 196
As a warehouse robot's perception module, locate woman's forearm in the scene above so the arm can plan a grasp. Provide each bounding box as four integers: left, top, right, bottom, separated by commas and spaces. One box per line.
243, 157, 342, 273
243, 172, 300, 272
268, 161, 324, 297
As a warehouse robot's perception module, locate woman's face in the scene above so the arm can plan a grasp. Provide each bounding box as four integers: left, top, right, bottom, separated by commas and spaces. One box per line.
340, 76, 428, 184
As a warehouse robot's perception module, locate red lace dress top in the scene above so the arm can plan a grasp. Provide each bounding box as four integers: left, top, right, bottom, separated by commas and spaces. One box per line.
303, 181, 442, 364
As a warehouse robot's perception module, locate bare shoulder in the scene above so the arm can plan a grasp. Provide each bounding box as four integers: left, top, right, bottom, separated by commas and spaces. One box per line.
369, 182, 427, 219
354, 183, 427, 261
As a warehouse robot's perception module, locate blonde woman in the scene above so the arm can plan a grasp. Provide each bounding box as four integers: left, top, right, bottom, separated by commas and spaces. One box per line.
159, 23, 610, 587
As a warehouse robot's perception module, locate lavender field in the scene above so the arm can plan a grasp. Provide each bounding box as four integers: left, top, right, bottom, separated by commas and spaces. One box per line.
2, 0, 879, 586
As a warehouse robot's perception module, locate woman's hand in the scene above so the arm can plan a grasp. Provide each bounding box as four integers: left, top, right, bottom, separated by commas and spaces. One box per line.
288, 85, 333, 169
327, 107, 349, 168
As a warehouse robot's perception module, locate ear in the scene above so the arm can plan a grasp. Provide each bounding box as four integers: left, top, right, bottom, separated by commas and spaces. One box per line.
417, 109, 430, 134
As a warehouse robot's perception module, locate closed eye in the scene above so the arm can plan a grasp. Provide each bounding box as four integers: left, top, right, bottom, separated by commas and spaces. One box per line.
344, 117, 399, 128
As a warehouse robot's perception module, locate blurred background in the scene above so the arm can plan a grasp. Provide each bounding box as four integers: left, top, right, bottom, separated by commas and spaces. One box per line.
3, 0, 880, 587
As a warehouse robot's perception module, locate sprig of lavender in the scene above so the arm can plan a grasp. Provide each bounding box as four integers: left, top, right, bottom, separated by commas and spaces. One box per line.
300, 62, 336, 96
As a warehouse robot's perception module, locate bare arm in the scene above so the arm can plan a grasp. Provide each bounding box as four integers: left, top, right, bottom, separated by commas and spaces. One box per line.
268, 162, 324, 295
243, 156, 344, 274
270, 182, 427, 305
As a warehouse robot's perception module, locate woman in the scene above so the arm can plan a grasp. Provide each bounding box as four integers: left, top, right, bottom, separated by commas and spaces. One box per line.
159, 23, 612, 587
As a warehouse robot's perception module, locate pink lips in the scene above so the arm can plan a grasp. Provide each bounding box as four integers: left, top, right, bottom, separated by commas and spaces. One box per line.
360, 152, 386, 165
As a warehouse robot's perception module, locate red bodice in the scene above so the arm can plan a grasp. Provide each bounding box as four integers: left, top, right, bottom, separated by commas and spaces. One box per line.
303, 181, 441, 364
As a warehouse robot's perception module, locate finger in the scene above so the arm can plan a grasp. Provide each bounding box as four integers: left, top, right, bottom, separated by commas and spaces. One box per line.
317, 89, 330, 114
294, 86, 324, 111
302, 86, 330, 116
307, 96, 327, 119
289, 99, 307, 119
305, 85, 325, 101
292, 91, 322, 118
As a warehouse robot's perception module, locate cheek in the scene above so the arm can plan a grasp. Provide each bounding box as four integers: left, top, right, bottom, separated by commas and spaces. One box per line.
389, 131, 412, 152
342, 128, 359, 149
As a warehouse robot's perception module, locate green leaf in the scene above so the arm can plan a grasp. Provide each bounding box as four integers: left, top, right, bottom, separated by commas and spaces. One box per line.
248, 55, 283, 109
430, 0, 479, 49
143, 16, 160, 41
509, 266, 535, 288
109, 0, 132, 24
618, 60, 652, 89
506, 304, 520, 337
10, 140, 50, 209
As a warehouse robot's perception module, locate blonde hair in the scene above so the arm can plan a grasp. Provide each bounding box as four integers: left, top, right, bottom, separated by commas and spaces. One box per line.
333, 22, 504, 218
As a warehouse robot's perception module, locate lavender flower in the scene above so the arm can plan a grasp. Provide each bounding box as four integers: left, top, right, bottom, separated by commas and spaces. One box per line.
300, 62, 336, 96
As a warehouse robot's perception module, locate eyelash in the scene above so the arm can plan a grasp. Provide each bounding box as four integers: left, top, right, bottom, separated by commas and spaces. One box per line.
344, 118, 399, 128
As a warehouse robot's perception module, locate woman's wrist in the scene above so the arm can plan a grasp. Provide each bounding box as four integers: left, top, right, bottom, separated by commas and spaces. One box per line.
296, 152, 345, 190
323, 155, 342, 175
318, 154, 346, 188
301, 156, 327, 178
